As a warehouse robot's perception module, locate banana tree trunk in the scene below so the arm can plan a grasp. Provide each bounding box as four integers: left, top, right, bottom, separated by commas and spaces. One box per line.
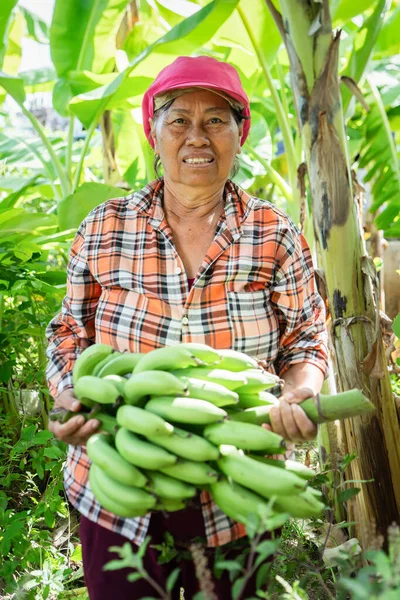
265, 0, 400, 545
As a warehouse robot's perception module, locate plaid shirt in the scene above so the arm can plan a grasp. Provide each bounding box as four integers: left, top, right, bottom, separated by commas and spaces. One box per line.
46, 179, 328, 547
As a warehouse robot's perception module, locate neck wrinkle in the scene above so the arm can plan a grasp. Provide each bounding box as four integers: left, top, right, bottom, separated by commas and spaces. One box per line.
162, 179, 226, 223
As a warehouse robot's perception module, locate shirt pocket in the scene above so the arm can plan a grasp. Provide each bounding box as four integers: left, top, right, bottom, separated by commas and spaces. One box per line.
226, 289, 280, 361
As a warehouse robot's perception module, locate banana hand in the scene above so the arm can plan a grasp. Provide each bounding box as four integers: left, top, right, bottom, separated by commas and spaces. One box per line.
72, 344, 115, 384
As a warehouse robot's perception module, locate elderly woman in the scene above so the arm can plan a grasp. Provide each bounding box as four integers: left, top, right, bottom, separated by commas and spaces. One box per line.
46, 56, 328, 599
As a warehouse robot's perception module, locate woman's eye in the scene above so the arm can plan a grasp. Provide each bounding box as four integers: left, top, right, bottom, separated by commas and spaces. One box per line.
173, 118, 186, 124
209, 117, 223, 124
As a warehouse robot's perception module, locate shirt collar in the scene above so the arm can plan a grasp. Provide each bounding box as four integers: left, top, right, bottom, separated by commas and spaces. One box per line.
127, 178, 254, 237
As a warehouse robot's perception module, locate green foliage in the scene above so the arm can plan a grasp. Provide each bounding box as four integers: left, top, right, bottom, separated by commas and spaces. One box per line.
0, 207, 66, 402
392, 313, 400, 339
336, 525, 400, 599
0, 1, 19, 67
0, 409, 76, 597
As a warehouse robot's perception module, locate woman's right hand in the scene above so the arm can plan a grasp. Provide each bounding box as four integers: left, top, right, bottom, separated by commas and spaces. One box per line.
49, 388, 100, 445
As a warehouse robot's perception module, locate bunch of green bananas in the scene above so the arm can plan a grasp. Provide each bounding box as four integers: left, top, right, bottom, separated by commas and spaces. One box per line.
50, 342, 371, 525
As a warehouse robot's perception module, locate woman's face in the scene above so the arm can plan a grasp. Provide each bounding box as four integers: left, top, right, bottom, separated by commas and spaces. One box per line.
150, 89, 243, 191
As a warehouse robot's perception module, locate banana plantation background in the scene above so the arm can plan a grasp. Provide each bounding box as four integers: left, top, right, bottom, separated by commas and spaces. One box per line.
1, 0, 400, 598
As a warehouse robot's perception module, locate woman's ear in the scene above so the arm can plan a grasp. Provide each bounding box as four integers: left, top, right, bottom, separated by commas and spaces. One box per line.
149, 118, 158, 151
236, 122, 244, 154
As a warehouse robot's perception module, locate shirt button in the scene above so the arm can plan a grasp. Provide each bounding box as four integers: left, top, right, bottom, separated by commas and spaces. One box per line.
175, 267, 182, 275
182, 316, 189, 325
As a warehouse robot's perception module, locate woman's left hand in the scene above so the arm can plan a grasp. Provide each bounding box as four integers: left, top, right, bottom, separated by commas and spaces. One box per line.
264, 387, 317, 443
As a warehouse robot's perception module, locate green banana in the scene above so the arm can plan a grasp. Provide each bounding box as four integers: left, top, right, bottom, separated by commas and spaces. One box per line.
210, 478, 269, 525
115, 427, 177, 470
238, 391, 280, 409
97, 353, 144, 377
91, 464, 156, 511
161, 459, 219, 485
172, 367, 248, 391
92, 352, 123, 376
147, 426, 219, 462
133, 346, 200, 373
124, 370, 188, 405
145, 396, 227, 425
218, 445, 307, 498
72, 344, 115, 384
179, 342, 221, 365
103, 374, 126, 395
89, 466, 148, 518
228, 404, 273, 426
273, 488, 325, 518
216, 349, 258, 372
74, 376, 121, 406
204, 421, 285, 453
155, 498, 187, 512
145, 471, 196, 500
235, 369, 282, 394
86, 433, 147, 488
250, 455, 317, 480
181, 377, 239, 407
117, 404, 174, 437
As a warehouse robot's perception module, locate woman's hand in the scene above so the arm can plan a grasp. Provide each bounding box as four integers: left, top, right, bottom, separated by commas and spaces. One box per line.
49, 389, 100, 446
264, 387, 317, 443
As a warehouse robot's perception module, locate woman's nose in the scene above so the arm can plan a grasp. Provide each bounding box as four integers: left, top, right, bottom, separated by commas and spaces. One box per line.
186, 125, 210, 146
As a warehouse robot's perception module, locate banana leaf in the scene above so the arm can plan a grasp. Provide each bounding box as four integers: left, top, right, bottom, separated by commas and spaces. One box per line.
341, 0, 388, 114
68, 0, 241, 128
50, 0, 130, 77
0, 8, 22, 103
20, 67, 56, 94
19, 6, 50, 44
112, 107, 154, 188
50, 0, 131, 114
0, 0, 18, 66
57, 182, 130, 230
375, 4, 400, 56
357, 81, 400, 237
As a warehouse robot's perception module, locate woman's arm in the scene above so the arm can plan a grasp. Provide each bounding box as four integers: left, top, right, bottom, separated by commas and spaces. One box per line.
281, 362, 324, 396
46, 221, 102, 444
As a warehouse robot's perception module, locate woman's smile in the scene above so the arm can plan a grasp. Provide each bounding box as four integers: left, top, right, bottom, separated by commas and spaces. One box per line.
182, 155, 215, 166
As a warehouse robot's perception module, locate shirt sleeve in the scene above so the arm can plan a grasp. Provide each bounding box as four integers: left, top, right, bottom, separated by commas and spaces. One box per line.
45, 222, 101, 398
271, 225, 328, 377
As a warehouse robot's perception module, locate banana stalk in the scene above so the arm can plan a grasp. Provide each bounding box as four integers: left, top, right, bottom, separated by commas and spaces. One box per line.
231, 389, 374, 426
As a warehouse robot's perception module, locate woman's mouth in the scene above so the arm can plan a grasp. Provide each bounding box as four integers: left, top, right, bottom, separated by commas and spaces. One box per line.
183, 157, 214, 165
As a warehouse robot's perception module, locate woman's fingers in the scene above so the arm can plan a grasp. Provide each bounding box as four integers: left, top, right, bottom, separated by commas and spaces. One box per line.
69, 418, 101, 445
268, 399, 317, 442
49, 415, 100, 445
291, 404, 317, 440
268, 404, 289, 440
279, 399, 303, 441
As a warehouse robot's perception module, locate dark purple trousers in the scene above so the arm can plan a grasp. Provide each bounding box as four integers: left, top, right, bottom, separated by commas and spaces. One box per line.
80, 504, 271, 599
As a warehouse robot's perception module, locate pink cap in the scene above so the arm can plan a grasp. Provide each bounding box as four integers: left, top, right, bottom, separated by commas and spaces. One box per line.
142, 56, 251, 148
